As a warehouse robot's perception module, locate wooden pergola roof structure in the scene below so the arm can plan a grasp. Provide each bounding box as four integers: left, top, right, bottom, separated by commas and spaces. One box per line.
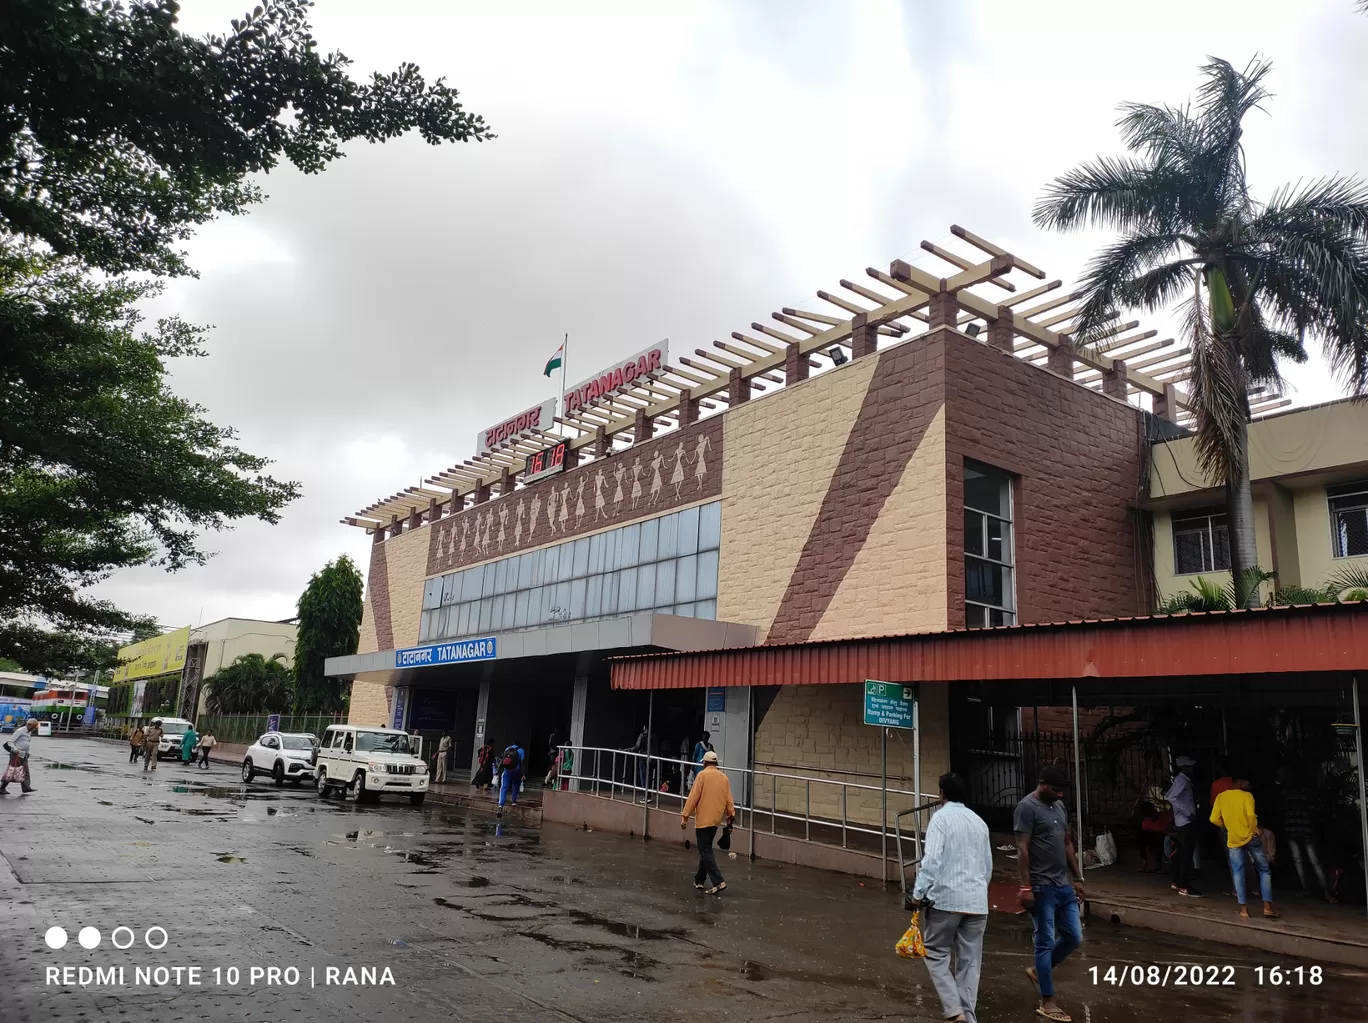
344, 225, 1288, 533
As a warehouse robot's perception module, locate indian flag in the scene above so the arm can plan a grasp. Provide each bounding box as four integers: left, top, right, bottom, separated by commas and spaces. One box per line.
543, 340, 565, 378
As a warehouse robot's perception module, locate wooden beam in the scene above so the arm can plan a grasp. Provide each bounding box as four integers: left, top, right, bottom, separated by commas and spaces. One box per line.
728, 332, 782, 355
950, 224, 1046, 279
921, 241, 1016, 292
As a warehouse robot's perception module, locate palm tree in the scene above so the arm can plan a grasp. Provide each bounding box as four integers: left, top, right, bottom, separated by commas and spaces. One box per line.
203, 653, 295, 714
1033, 57, 1368, 606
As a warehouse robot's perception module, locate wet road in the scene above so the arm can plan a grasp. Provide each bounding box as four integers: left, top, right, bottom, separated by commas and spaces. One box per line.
1, 739, 1364, 1022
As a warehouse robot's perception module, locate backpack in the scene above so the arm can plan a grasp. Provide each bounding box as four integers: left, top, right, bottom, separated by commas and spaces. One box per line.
500, 749, 518, 771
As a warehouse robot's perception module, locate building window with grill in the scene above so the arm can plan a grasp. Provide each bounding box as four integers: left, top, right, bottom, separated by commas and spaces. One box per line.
1171, 509, 1231, 575
1329, 481, 1368, 559
964, 462, 1015, 629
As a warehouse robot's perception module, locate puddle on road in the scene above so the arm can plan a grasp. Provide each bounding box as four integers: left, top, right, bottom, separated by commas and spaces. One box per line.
516, 930, 661, 978
97, 800, 114, 806
465, 876, 490, 888
215, 854, 247, 864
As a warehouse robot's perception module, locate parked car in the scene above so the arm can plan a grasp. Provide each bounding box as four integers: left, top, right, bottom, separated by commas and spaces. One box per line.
153, 717, 196, 760
242, 732, 318, 787
314, 725, 429, 805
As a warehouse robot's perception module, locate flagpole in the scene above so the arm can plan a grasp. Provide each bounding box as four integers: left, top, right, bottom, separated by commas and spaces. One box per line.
560, 332, 568, 427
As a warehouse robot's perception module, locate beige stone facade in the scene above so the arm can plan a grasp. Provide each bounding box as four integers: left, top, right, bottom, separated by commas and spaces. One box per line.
753, 682, 951, 826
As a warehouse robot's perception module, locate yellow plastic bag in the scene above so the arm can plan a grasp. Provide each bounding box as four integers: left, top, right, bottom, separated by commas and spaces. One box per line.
895, 911, 927, 958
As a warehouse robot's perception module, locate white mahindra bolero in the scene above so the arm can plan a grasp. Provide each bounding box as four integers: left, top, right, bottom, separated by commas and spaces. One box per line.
314, 725, 429, 805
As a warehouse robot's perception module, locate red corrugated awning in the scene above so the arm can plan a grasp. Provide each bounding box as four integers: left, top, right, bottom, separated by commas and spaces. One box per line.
610, 602, 1368, 690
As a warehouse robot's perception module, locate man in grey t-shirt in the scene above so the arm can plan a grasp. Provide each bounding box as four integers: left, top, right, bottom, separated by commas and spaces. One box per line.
1014, 765, 1085, 1022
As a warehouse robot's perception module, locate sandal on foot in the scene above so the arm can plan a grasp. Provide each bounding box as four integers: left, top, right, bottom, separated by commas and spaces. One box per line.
1035, 1008, 1072, 1022
1263, 910, 1282, 919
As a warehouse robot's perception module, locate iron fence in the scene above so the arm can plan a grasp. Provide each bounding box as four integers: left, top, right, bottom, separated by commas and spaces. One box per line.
191, 713, 347, 745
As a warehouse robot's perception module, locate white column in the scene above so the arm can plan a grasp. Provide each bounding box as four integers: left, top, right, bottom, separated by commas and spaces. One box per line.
470, 678, 491, 778
569, 654, 591, 792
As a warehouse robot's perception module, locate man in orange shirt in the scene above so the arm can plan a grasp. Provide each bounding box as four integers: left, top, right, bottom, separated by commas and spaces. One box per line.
681, 750, 736, 895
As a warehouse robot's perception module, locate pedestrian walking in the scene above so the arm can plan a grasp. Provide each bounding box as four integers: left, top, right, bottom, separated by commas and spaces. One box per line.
910, 773, 992, 1023
689, 731, 713, 788
435, 732, 452, 783
142, 719, 164, 772
680, 750, 734, 895
1165, 756, 1203, 897
1276, 766, 1333, 901
473, 742, 495, 791
0, 719, 39, 795
128, 723, 145, 764
1014, 765, 1086, 1023
496, 743, 523, 817
197, 731, 216, 769
1211, 776, 1279, 919
180, 723, 198, 764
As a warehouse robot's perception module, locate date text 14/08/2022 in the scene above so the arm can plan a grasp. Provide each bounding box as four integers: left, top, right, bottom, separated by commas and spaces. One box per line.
1089, 965, 1324, 987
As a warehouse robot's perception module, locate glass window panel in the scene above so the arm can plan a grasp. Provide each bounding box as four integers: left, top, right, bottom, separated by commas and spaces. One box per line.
457, 602, 472, 636
658, 512, 678, 560
514, 591, 530, 628
570, 577, 587, 619
540, 544, 558, 583
695, 599, 717, 620
640, 518, 659, 564
619, 523, 641, 568
556, 542, 574, 582
554, 581, 572, 618
637, 563, 656, 609
481, 565, 497, 598
676, 554, 698, 602
964, 463, 1010, 517
501, 593, 516, 630
655, 560, 676, 608
494, 558, 510, 594
444, 573, 461, 606
423, 579, 442, 611
699, 501, 722, 551
963, 510, 985, 558
588, 532, 606, 575
586, 575, 603, 617
601, 572, 618, 616
965, 604, 987, 629
673, 603, 695, 618
516, 552, 533, 590
696, 548, 719, 600
490, 595, 506, 630
461, 565, 483, 601
478, 598, 493, 632
677, 505, 700, 555
965, 558, 1005, 606
618, 569, 638, 612
987, 516, 1010, 563
573, 537, 590, 578
419, 609, 433, 641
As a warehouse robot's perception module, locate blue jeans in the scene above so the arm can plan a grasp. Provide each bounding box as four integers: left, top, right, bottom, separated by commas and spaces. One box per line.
1228, 835, 1273, 905
498, 770, 521, 808
1028, 884, 1082, 998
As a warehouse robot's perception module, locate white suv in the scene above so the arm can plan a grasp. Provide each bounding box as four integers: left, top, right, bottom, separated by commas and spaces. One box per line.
314, 725, 429, 805
242, 732, 317, 787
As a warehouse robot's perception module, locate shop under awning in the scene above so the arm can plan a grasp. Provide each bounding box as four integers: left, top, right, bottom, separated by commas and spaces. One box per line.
609, 602, 1368, 691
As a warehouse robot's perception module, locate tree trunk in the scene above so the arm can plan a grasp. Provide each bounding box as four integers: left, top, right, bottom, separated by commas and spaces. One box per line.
1226, 417, 1260, 608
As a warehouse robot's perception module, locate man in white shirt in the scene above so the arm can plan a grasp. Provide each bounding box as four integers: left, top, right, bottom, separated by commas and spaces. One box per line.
910, 772, 994, 1023
1, 719, 40, 794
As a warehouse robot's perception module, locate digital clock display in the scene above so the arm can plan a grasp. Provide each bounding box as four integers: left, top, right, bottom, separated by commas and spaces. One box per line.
523, 440, 568, 485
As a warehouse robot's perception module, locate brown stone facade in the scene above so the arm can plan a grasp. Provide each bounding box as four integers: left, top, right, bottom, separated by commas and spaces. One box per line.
941, 329, 1146, 627
425, 415, 723, 577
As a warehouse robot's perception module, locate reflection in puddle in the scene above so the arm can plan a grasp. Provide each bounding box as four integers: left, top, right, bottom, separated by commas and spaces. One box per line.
215, 854, 247, 864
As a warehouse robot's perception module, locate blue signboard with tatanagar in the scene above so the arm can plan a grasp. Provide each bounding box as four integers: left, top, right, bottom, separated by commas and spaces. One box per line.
395, 637, 498, 669
862, 680, 915, 729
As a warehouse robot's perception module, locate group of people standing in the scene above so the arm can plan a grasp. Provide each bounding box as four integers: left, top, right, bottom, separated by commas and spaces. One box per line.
125, 720, 216, 771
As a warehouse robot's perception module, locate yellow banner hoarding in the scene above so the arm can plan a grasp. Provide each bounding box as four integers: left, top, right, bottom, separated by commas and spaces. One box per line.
112, 626, 191, 684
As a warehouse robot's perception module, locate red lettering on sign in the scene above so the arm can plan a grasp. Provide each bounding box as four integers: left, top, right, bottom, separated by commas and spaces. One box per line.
611, 367, 624, 390
624, 361, 637, 383
648, 348, 662, 372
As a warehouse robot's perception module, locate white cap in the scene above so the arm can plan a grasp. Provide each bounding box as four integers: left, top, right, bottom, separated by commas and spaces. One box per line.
702, 750, 719, 764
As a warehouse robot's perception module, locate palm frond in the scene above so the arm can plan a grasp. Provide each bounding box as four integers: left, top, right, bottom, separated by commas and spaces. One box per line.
1266, 584, 1336, 607
1116, 101, 1203, 170
1183, 281, 1248, 483
1261, 176, 1368, 240
1326, 563, 1368, 596
1068, 232, 1197, 345
1195, 56, 1272, 210
1032, 156, 1195, 235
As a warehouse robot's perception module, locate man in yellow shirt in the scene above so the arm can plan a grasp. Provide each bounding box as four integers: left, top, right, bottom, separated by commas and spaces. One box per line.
1210, 777, 1278, 920
680, 750, 735, 895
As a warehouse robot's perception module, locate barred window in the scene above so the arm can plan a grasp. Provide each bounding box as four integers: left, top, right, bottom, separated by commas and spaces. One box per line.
1329, 482, 1368, 559
1171, 510, 1230, 575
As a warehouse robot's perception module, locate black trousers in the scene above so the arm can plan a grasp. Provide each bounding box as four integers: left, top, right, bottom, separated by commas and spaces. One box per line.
128, 745, 140, 763
694, 826, 724, 886
1173, 822, 1196, 888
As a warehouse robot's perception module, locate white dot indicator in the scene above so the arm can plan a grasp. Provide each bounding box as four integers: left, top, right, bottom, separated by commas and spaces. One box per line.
44, 927, 68, 950
144, 926, 168, 950
78, 926, 101, 949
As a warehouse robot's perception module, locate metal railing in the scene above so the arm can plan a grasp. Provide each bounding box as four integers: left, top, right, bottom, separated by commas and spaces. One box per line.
556, 744, 935, 885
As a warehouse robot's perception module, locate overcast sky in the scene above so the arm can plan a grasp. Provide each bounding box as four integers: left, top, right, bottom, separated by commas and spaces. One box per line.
92, 0, 1368, 631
